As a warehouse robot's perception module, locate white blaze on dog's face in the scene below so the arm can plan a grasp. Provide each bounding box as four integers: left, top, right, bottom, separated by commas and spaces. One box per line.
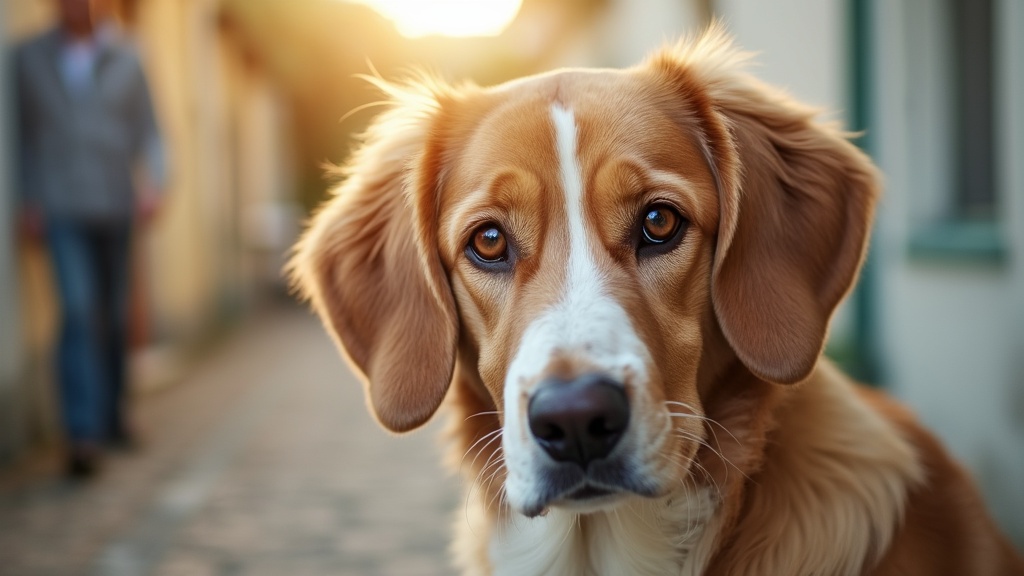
435, 71, 719, 516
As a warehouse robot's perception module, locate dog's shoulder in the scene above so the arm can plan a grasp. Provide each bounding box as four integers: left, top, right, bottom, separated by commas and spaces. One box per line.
710, 363, 1024, 575
710, 362, 925, 575
856, 387, 1024, 575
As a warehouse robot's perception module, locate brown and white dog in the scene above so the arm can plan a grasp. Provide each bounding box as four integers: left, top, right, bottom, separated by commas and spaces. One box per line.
290, 27, 1024, 576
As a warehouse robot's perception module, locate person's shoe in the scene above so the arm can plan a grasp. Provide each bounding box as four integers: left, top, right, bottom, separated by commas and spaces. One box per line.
66, 442, 102, 479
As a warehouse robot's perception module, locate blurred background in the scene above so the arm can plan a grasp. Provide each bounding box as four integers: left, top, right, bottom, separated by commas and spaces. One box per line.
0, 0, 1021, 573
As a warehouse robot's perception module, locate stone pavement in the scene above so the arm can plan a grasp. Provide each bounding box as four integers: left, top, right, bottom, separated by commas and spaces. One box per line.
0, 305, 460, 576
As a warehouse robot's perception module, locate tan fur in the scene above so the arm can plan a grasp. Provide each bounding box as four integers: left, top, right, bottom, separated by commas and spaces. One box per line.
291, 26, 1024, 576
705, 362, 925, 575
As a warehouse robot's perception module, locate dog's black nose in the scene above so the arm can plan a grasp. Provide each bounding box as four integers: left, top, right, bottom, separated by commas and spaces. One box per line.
527, 374, 629, 469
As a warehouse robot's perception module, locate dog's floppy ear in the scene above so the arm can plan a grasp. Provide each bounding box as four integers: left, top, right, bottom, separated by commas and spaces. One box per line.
651, 28, 879, 384
290, 81, 458, 432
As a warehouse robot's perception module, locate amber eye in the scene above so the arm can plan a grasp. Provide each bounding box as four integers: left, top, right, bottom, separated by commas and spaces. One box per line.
469, 225, 508, 263
641, 205, 681, 244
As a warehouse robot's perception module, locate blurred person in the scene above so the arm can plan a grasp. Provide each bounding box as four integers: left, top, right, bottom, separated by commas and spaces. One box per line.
14, 0, 165, 477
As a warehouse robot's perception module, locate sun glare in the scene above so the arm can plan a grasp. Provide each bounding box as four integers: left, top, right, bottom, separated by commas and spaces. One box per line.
353, 0, 523, 38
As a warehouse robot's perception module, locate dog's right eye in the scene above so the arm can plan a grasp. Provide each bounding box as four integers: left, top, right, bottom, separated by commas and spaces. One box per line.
636, 203, 687, 257
467, 224, 510, 268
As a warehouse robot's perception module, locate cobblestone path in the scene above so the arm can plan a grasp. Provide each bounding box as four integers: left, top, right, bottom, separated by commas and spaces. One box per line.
0, 306, 460, 576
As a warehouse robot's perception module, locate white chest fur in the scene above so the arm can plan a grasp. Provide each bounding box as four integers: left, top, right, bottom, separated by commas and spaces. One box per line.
489, 489, 718, 576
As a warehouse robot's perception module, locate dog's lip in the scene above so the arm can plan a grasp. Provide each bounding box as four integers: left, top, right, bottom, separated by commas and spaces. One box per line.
520, 482, 622, 517
516, 457, 667, 517
519, 479, 666, 517
546, 482, 631, 512
564, 484, 615, 500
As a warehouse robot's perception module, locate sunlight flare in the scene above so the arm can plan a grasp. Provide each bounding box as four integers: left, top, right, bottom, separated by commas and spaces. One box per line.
351, 0, 523, 38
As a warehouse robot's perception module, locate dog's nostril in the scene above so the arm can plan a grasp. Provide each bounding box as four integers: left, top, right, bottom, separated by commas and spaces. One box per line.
535, 423, 565, 442
588, 416, 621, 438
527, 374, 630, 469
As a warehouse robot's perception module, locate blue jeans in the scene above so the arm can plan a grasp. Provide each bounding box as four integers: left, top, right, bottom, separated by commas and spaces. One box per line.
46, 219, 132, 443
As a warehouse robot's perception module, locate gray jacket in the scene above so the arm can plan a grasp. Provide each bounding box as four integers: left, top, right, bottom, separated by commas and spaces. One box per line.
15, 26, 165, 222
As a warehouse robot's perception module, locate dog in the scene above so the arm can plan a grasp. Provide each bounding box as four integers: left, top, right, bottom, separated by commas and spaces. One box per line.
290, 26, 1024, 576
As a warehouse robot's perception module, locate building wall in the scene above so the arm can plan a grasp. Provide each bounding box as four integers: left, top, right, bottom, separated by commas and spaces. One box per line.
0, 0, 29, 462
135, 0, 295, 346
2, 0, 62, 462
536, 0, 705, 70
716, 0, 847, 113
871, 0, 1024, 544
1, 0, 294, 456
134, 0, 232, 343
588, 0, 706, 68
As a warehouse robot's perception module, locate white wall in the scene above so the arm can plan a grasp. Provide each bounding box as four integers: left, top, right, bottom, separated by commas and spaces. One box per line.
716, 0, 846, 113
1004, 0, 1024, 542
542, 0, 706, 69
871, 0, 1024, 544
592, 0, 706, 67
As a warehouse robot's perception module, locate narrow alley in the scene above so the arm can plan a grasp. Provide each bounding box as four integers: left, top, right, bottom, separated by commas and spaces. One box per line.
0, 305, 459, 576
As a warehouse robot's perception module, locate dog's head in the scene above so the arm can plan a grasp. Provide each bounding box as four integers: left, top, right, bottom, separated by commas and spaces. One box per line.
291, 28, 878, 518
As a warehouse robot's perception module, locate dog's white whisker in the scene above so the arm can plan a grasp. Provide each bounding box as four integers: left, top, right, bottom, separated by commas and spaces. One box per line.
665, 406, 750, 485
663, 401, 721, 448
664, 401, 744, 451
463, 410, 502, 422
481, 456, 508, 512
460, 428, 503, 472
466, 442, 507, 524
670, 428, 749, 484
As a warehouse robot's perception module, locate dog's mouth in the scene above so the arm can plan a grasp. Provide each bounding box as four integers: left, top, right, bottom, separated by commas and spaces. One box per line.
520, 462, 663, 517
525, 482, 624, 517
566, 484, 615, 500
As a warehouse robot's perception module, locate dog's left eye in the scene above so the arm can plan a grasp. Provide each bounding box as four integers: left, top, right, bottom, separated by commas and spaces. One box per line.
642, 206, 679, 242
467, 224, 510, 267
638, 204, 686, 256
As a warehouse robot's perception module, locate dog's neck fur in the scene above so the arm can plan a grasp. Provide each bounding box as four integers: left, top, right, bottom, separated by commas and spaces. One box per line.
447, 361, 924, 576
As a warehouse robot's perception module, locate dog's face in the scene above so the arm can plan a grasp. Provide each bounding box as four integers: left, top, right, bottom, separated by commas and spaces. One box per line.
435, 72, 718, 515
292, 31, 877, 518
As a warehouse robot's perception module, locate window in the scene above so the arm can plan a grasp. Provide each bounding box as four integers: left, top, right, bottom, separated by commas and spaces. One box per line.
906, 0, 1005, 263
951, 0, 995, 219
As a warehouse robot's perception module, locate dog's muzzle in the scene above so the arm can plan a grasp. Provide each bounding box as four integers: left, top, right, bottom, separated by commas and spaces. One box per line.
513, 371, 667, 517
